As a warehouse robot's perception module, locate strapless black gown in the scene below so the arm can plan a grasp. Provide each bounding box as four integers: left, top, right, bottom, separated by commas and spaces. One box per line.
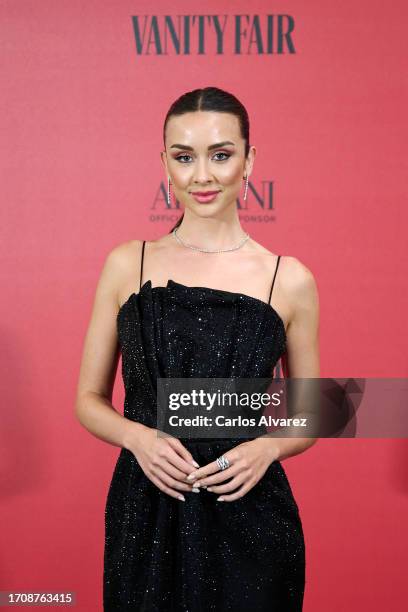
103, 279, 305, 611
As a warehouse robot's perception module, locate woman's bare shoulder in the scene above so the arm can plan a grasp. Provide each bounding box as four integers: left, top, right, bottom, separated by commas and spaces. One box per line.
105, 238, 145, 266
280, 255, 317, 289
250, 239, 313, 277
97, 239, 146, 295
279, 255, 319, 322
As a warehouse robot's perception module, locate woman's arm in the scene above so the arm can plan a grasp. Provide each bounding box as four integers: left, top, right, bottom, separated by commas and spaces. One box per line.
262, 255, 321, 461
75, 243, 148, 449
75, 242, 199, 501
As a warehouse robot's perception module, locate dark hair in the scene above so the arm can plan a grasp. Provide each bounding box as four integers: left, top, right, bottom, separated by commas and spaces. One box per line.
163, 87, 250, 233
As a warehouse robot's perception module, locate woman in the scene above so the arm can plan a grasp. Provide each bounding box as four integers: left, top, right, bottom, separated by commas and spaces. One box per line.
75, 86, 320, 611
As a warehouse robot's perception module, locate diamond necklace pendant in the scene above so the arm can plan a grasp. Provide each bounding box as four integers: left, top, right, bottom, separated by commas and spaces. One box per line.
173, 227, 250, 253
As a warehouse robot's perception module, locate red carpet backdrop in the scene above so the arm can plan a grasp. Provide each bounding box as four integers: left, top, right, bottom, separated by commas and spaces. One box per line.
1, 1, 407, 610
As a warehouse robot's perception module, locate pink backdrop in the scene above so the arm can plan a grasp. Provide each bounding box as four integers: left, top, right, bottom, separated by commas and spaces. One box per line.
2, 0, 407, 610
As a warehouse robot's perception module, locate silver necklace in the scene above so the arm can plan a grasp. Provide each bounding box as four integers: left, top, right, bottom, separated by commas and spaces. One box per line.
173, 227, 250, 253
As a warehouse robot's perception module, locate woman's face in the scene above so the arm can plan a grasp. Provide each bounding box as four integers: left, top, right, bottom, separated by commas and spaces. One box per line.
161, 111, 255, 213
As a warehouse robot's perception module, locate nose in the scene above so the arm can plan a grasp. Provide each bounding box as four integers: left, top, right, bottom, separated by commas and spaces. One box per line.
192, 156, 213, 184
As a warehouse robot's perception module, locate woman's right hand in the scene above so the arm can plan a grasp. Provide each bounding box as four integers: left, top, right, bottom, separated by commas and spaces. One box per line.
125, 422, 200, 501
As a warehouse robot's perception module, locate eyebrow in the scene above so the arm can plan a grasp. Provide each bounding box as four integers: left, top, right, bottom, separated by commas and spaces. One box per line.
169, 141, 235, 151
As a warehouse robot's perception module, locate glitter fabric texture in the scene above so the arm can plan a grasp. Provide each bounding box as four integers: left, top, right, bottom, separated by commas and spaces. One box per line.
103, 244, 305, 611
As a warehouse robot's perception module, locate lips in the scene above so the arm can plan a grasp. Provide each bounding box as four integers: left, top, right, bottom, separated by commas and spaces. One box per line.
191, 191, 220, 196
191, 191, 221, 204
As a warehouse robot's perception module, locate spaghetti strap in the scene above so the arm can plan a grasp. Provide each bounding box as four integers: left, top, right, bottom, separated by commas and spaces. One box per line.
268, 255, 281, 305
139, 240, 146, 291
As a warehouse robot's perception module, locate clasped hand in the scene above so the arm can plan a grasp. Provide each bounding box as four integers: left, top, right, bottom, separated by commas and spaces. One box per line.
130, 423, 279, 502
186, 437, 280, 501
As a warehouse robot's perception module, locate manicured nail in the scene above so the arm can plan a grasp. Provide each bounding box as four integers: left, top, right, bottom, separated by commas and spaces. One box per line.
217, 497, 224, 502
178, 495, 185, 501
192, 460, 200, 468
186, 473, 197, 481
206, 487, 212, 492
192, 487, 200, 493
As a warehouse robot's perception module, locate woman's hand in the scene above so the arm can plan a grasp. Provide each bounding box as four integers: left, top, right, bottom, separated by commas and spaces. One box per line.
185, 437, 280, 502
126, 423, 200, 501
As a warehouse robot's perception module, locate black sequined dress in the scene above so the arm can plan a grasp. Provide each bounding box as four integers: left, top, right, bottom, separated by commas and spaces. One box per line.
104, 242, 305, 611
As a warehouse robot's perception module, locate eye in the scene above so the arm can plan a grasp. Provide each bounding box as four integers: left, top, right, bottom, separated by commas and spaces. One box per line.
213, 152, 230, 161
175, 154, 193, 163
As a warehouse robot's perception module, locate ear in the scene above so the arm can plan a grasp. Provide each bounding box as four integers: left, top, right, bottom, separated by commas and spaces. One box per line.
245, 145, 257, 178
160, 150, 168, 175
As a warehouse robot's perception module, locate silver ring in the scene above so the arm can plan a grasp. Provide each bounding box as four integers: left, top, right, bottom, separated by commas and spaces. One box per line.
216, 455, 230, 471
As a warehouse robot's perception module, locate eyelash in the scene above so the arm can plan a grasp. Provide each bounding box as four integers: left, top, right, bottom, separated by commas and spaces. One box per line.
175, 152, 231, 163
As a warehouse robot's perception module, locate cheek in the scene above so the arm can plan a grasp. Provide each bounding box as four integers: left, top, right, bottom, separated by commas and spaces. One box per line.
169, 164, 191, 187
219, 160, 244, 184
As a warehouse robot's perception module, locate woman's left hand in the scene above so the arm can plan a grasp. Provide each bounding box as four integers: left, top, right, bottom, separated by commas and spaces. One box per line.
186, 437, 280, 502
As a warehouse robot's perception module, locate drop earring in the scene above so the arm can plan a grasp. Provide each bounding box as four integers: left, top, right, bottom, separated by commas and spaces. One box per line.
167, 176, 171, 205
243, 174, 249, 201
